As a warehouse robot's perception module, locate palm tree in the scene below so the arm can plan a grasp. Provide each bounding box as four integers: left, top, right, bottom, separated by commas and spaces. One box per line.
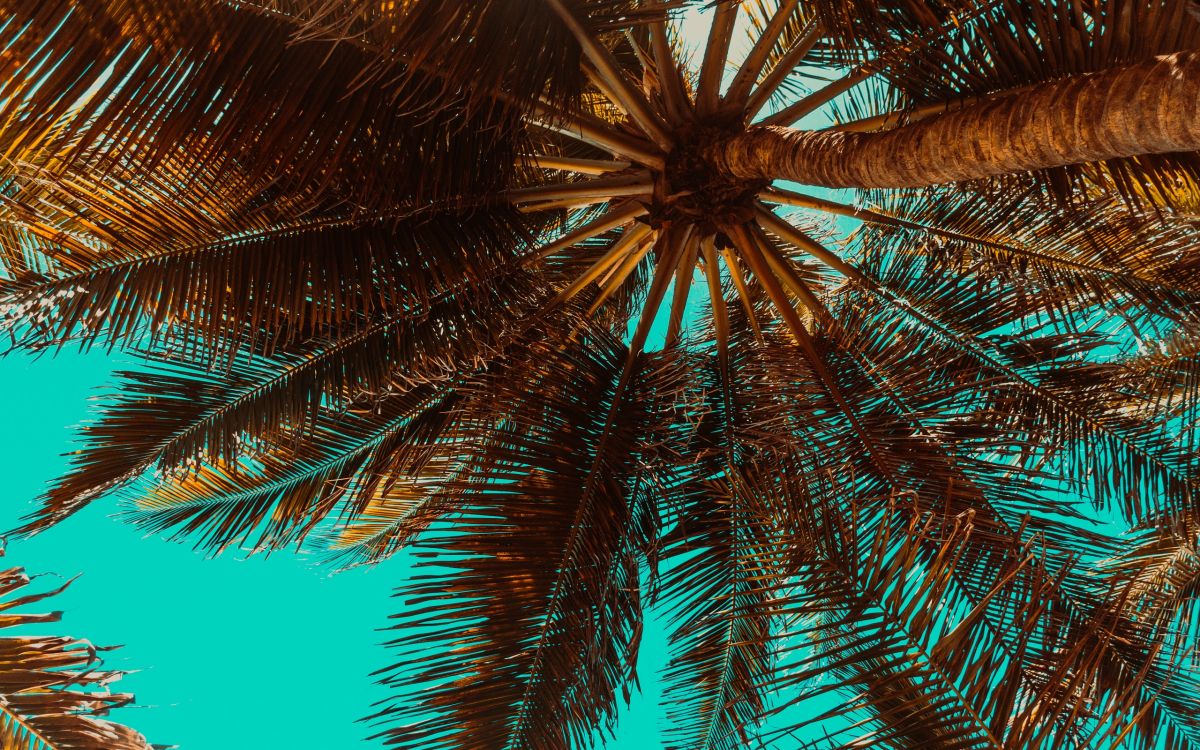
2, 0, 1200, 747
0, 551, 153, 749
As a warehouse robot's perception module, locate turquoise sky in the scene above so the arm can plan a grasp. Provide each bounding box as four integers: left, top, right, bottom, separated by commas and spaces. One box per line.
0, 11, 720, 747
0, 9, 810, 749
1, 6, 1185, 748
0, 347, 671, 748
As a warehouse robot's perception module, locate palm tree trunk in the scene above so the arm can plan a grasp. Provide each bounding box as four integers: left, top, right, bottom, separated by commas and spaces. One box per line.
710, 51, 1200, 189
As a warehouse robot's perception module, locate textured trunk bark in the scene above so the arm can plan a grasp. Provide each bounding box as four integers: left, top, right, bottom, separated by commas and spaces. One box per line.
710, 51, 1200, 189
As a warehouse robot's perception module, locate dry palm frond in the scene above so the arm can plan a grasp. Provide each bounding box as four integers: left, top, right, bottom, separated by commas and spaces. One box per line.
0, 555, 156, 750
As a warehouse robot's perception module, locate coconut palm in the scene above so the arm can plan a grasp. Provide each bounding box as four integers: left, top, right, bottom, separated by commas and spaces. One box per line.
0, 553, 153, 749
2, 0, 1200, 747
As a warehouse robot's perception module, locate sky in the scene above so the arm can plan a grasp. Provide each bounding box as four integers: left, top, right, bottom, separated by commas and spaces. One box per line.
1, 8, 1178, 750
0, 7, 800, 749
0, 346, 672, 749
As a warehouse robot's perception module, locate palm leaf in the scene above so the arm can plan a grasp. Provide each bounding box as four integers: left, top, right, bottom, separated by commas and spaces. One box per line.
0, 559, 156, 750
374, 326, 688, 749
0, 0, 529, 206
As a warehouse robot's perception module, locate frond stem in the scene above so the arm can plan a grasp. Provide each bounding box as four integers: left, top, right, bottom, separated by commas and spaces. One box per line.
723, 0, 800, 109
543, 0, 674, 149
523, 201, 648, 263
697, 3, 738, 112
522, 155, 632, 174
745, 21, 822, 121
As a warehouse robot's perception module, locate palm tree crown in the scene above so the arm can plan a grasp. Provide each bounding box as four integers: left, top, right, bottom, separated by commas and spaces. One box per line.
3, 1, 1200, 748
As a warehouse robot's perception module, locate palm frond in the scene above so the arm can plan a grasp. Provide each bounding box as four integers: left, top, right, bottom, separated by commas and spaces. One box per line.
659, 474, 784, 750
0, 559, 156, 750
116, 383, 452, 553
373, 327, 688, 749
0, 0, 529, 205
1, 182, 537, 352
758, 468, 1063, 749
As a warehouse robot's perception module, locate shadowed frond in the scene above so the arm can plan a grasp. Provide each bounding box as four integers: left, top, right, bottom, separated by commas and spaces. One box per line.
254, 0, 682, 115
15, 269, 549, 536
748, 466, 1100, 749
116, 383, 454, 554
659, 473, 784, 750
0, 0, 531, 205
374, 326, 688, 749
0, 165, 539, 352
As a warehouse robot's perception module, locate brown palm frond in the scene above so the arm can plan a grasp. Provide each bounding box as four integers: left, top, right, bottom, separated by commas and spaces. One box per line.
692, 244, 1200, 747
663, 295, 1104, 746
1014, 564, 1200, 750
748, 466, 1068, 749
764, 185, 1200, 333
17, 272, 543, 536
373, 325, 689, 750
108, 303, 597, 556
844, 182, 1200, 334
257, 1, 682, 116
315, 452, 466, 569
116, 382, 454, 554
0, 0, 542, 204
0, 174, 539, 352
0, 558, 156, 750
821, 0, 1200, 112
659, 474, 783, 750
748, 208, 1200, 522
802, 295, 1200, 739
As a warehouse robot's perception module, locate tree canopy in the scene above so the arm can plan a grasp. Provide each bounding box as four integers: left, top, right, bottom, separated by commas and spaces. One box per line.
3, 1, 1200, 748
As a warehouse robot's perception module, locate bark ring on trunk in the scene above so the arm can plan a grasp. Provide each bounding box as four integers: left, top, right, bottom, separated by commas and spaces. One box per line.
708, 51, 1200, 190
